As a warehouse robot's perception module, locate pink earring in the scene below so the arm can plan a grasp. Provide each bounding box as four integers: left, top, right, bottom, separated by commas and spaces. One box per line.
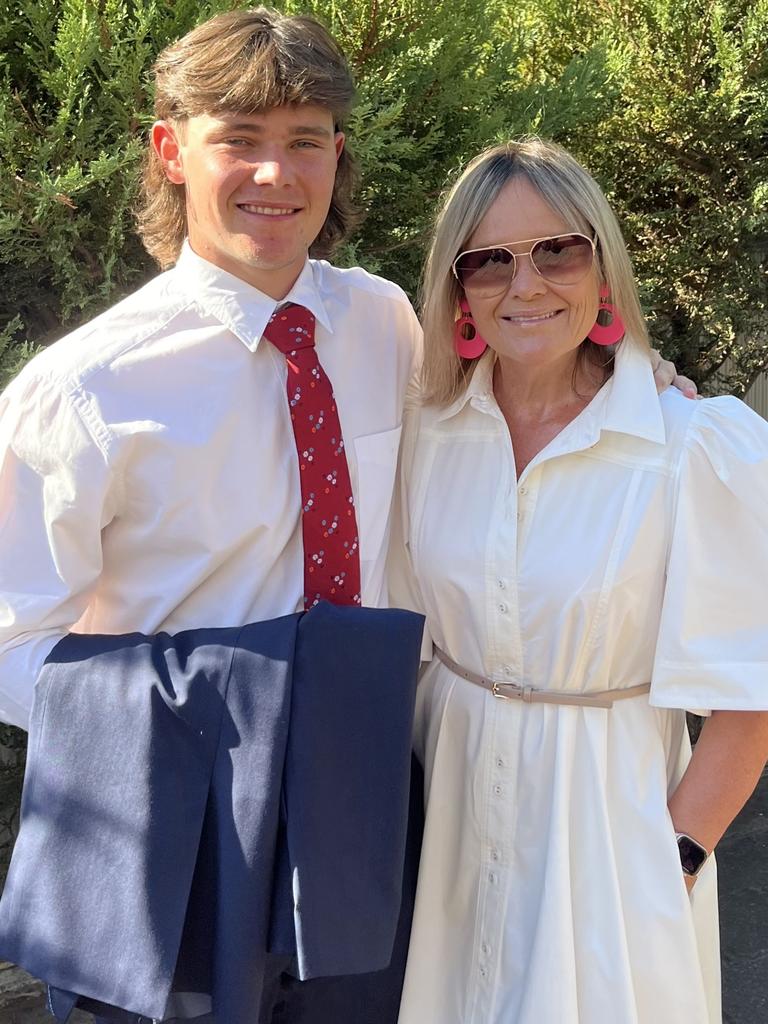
587, 286, 626, 346
454, 298, 487, 359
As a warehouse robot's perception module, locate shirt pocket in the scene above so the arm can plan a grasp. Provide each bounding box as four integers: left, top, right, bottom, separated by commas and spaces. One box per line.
353, 424, 403, 565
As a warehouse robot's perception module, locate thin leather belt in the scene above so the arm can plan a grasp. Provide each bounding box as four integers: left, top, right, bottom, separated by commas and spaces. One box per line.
434, 647, 651, 709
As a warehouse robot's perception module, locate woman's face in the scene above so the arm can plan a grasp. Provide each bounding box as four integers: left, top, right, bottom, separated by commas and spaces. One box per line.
461, 177, 601, 371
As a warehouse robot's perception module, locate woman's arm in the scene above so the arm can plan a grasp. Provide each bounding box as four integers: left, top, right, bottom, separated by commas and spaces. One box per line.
668, 710, 768, 888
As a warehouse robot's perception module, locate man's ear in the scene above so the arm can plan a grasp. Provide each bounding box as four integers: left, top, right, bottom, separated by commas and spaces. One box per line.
334, 131, 345, 162
151, 120, 186, 185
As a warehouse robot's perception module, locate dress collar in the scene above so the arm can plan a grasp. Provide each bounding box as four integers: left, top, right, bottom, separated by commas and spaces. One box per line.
176, 242, 333, 352
434, 349, 497, 422
598, 340, 666, 444
434, 339, 666, 447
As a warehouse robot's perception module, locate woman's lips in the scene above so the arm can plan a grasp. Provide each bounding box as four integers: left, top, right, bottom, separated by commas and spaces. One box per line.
501, 309, 563, 326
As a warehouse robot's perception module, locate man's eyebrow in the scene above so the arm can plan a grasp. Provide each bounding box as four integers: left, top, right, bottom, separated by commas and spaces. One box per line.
289, 124, 334, 138
215, 121, 334, 138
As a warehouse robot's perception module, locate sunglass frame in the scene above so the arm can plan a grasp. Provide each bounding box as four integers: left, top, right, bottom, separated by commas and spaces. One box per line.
452, 232, 597, 291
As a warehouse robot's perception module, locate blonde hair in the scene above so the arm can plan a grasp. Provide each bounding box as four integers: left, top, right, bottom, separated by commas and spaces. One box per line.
420, 138, 650, 405
137, 7, 358, 268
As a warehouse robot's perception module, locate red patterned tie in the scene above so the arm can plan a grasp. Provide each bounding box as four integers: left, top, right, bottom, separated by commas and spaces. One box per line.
264, 303, 362, 610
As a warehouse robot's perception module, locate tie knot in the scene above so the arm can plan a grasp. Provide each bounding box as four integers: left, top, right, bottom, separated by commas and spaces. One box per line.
263, 303, 316, 354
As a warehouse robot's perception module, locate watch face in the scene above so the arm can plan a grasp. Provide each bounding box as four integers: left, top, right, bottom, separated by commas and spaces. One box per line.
677, 833, 708, 875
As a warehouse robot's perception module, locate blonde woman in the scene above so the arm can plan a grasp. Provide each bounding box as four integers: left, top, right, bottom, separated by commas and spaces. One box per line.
392, 139, 768, 1024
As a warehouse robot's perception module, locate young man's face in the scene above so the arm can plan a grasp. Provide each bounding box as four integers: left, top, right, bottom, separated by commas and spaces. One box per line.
153, 105, 344, 299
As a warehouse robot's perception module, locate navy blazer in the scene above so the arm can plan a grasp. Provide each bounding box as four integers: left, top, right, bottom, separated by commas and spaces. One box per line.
0, 603, 423, 1023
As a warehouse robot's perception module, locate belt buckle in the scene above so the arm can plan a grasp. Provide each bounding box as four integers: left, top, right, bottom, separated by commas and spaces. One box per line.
492, 680, 532, 702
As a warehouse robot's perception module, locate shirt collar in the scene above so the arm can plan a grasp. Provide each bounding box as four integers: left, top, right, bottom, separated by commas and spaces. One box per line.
176, 242, 333, 352
435, 349, 497, 422
435, 339, 666, 446
599, 340, 666, 444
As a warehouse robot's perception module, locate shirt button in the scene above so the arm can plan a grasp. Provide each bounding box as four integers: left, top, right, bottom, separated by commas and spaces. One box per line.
490, 848, 500, 861
479, 966, 487, 978
496, 757, 505, 768
519, 485, 528, 496
489, 872, 497, 884
497, 578, 505, 589
493, 785, 502, 796
499, 602, 508, 614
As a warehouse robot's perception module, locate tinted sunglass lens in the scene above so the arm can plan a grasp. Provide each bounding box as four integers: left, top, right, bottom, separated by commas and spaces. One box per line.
531, 235, 593, 283
455, 247, 514, 292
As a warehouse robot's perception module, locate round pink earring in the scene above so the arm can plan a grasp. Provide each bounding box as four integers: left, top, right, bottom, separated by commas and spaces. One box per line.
454, 298, 487, 359
587, 286, 626, 346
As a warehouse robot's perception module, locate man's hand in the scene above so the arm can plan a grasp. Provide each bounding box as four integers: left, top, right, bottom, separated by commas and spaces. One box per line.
650, 348, 697, 398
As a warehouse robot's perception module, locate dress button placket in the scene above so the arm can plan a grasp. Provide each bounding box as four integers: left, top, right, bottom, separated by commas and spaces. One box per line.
471, 444, 520, 1024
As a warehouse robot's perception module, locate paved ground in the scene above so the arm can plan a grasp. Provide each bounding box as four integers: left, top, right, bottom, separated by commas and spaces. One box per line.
719, 765, 768, 1023
0, 769, 766, 1023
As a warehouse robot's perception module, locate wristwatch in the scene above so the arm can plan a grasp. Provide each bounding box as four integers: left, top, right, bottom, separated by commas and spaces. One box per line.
675, 832, 709, 877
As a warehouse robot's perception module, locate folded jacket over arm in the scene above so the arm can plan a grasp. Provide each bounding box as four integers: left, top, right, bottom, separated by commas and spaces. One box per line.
0, 602, 424, 1023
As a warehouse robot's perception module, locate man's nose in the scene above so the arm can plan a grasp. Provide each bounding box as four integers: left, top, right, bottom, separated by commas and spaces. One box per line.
252, 156, 294, 187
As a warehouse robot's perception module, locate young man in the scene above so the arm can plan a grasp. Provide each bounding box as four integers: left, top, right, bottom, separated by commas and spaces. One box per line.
0, 10, 422, 1022
0, 8, 420, 729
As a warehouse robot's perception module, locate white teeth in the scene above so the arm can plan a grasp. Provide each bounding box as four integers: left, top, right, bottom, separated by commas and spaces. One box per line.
239, 205, 295, 216
505, 310, 559, 323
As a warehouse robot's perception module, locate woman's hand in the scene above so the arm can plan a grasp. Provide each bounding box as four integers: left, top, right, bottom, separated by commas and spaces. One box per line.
649, 348, 697, 398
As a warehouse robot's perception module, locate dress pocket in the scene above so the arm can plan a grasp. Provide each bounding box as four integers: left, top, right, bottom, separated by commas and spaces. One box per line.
353, 424, 403, 565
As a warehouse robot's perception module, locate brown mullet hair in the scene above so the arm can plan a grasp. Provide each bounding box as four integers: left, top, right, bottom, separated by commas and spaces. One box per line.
136, 7, 359, 269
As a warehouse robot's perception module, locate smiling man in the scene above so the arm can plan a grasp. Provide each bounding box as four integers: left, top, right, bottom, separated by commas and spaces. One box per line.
0, 8, 421, 1024
0, 10, 421, 715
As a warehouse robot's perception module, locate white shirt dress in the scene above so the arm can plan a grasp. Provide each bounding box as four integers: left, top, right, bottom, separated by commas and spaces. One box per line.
392, 341, 768, 1024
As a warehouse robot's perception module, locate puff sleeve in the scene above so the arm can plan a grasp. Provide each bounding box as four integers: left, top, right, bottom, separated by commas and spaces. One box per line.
651, 396, 768, 711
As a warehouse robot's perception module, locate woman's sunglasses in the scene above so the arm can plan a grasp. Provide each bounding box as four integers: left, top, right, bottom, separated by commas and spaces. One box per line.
452, 233, 596, 296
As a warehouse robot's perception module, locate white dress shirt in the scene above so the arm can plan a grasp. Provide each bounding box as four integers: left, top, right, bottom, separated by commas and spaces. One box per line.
0, 244, 421, 729
391, 340, 768, 1024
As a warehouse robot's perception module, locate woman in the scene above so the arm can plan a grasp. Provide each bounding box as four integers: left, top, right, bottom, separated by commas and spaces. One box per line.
392, 139, 768, 1024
